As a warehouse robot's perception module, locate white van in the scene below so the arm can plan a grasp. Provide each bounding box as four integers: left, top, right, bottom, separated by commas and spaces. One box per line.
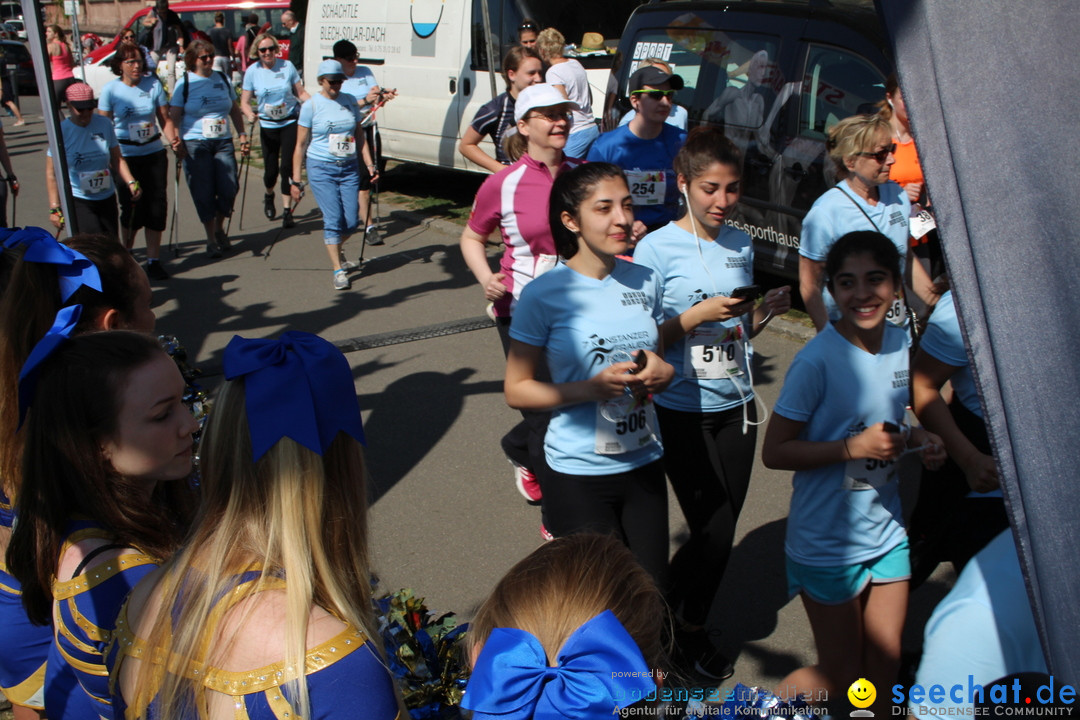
302, 0, 640, 172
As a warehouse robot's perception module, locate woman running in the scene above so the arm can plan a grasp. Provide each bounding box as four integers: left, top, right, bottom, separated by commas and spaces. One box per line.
762, 230, 945, 711
634, 127, 790, 681
505, 162, 674, 584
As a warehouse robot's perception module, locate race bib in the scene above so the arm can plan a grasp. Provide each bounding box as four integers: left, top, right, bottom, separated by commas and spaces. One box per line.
594, 398, 658, 455
885, 294, 907, 327
844, 455, 897, 491
328, 132, 356, 158
910, 207, 936, 239
534, 254, 557, 277
202, 117, 227, 138
78, 169, 112, 195
263, 101, 289, 120
684, 323, 745, 379
127, 120, 156, 142
625, 169, 666, 206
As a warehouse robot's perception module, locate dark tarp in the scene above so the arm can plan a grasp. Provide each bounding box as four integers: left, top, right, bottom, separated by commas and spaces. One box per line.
876, 0, 1080, 682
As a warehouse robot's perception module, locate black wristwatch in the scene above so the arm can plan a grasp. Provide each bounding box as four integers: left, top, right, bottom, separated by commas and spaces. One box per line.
290, 179, 305, 191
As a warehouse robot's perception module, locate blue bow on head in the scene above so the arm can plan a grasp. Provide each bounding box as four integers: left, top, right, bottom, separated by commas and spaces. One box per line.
17, 304, 83, 428
461, 610, 657, 720
0, 227, 102, 303
223, 331, 366, 461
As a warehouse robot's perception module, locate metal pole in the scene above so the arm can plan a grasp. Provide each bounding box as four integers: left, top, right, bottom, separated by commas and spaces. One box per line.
478, 0, 497, 100
24, 0, 78, 234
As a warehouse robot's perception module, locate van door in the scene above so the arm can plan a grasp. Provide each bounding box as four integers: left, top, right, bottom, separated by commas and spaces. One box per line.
360, 0, 471, 169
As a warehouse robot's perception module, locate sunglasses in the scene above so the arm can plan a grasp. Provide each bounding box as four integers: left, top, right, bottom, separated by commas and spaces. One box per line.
121, 34, 135, 40
528, 108, 571, 121
197, 54, 214, 63
326, 78, 343, 85
258, 46, 276, 53
856, 143, 897, 163
519, 22, 537, 30
631, 89, 675, 100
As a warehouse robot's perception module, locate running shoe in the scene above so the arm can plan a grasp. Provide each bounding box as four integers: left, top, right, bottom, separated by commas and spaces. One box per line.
365, 224, 384, 246
332, 269, 350, 290
338, 250, 359, 271
144, 261, 169, 280
206, 239, 222, 258
264, 192, 275, 220
673, 626, 734, 683
282, 209, 295, 228
540, 524, 554, 541
510, 459, 542, 503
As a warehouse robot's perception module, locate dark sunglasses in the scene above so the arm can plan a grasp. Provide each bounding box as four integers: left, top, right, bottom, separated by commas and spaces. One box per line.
518, 22, 537, 31
197, 53, 214, 63
121, 34, 135, 40
326, 78, 343, 85
856, 143, 897, 163
631, 89, 675, 100
257, 46, 276, 53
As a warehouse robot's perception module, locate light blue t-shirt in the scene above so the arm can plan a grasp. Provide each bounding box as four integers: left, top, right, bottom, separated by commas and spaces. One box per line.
341, 65, 376, 122
775, 322, 910, 566
510, 260, 666, 476
634, 222, 755, 412
98, 76, 168, 157
800, 180, 911, 322
170, 71, 236, 141
242, 59, 302, 129
920, 291, 980, 419
298, 93, 362, 163
913, 530, 1046, 718
47, 114, 118, 200
586, 123, 687, 228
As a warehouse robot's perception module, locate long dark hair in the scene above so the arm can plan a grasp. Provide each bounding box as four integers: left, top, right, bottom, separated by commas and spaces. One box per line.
548, 163, 627, 259
0, 235, 147, 502
6, 332, 195, 625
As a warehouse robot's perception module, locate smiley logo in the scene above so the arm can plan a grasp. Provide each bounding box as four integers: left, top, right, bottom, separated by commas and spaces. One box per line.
847, 678, 876, 709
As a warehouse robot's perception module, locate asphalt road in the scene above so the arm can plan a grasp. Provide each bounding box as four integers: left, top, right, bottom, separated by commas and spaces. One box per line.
5, 95, 957, 698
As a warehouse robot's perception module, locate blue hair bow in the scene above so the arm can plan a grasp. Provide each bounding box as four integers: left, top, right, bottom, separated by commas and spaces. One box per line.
17, 304, 83, 428
223, 331, 366, 461
461, 610, 657, 720
0, 227, 102, 302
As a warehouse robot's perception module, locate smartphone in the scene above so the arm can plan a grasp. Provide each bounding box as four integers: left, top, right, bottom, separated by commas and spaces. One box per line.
629, 350, 647, 374
730, 284, 761, 301
882, 422, 900, 434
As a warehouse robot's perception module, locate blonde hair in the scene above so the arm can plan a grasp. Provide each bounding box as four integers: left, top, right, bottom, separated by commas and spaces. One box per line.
535, 27, 565, 62
468, 534, 668, 672
122, 378, 382, 719
248, 32, 278, 60
826, 114, 892, 174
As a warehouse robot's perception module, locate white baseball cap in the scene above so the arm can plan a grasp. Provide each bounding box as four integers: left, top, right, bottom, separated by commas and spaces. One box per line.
513, 84, 581, 123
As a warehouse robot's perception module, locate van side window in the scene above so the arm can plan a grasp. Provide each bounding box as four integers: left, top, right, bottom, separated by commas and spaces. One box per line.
800, 45, 886, 138
470, 0, 515, 72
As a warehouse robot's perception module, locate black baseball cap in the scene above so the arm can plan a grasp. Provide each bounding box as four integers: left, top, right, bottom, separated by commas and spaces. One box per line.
629, 66, 684, 92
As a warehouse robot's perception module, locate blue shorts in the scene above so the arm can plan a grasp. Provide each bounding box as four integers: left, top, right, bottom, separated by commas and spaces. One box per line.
786, 539, 910, 605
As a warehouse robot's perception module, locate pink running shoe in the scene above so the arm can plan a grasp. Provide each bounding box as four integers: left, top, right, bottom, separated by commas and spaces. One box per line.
540, 524, 554, 541
510, 459, 542, 504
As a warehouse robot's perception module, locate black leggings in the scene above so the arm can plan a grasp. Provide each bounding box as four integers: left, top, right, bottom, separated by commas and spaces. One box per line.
658, 402, 757, 625
260, 121, 297, 196
542, 459, 669, 588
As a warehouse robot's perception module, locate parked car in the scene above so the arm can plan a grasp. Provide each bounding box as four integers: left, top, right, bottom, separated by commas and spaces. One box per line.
605, 0, 892, 280
0, 22, 15, 40
6, 18, 25, 40
0, 39, 35, 94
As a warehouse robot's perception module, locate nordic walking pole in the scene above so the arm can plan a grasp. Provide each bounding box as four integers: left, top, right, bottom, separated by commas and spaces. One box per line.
227, 119, 254, 238
9, 177, 16, 227
264, 185, 301, 260
169, 158, 182, 257
237, 116, 256, 230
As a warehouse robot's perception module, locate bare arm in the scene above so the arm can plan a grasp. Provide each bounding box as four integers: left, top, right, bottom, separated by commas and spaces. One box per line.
230, 102, 250, 155
289, 124, 309, 203
907, 246, 940, 309
240, 88, 257, 124
505, 339, 648, 411
762, 413, 905, 471
156, 105, 178, 147
911, 350, 998, 491
359, 122, 377, 180
168, 105, 186, 157
293, 81, 310, 103
799, 256, 829, 332
459, 225, 507, 301
459, 125, 504, 173
750, 285, 792, 338
659, 295, 755, 348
